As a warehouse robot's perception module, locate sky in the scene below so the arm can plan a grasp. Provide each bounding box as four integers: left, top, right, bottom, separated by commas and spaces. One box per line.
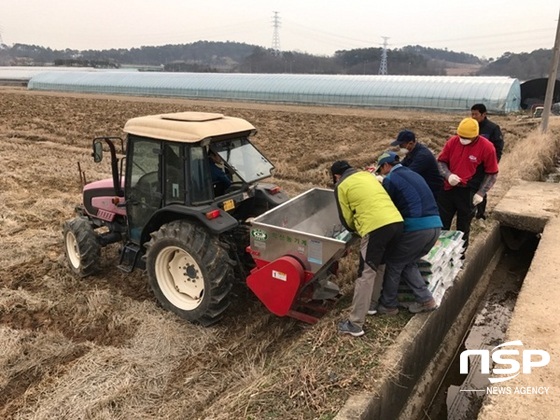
1, 0, 559, 60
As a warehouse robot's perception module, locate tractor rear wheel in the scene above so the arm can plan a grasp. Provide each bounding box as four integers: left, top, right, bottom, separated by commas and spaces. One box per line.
63, 217, 101, 277
145, 220, 233, 325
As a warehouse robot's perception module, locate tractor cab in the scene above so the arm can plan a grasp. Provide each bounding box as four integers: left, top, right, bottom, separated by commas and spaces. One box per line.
73, 111, 287, 275
64, 111, 289, 325
122, 130, 277, 246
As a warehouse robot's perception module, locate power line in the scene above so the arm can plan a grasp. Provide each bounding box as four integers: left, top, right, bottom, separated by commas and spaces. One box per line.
281, 18, 557, 56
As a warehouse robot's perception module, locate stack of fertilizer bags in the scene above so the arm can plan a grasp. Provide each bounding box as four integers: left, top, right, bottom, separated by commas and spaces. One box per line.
397, 230, 465, 306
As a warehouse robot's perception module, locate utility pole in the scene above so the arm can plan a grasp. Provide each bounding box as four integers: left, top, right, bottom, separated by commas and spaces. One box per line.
541, 8, 560, 133
272, 11, 281, 56
378, 36, 389, 75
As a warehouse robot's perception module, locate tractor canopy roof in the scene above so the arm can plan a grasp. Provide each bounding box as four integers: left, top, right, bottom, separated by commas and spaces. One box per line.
123, 112, 256, 143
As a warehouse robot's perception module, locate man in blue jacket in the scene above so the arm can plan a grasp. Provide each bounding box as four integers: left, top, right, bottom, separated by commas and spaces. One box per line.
390, 130, 443, 200
208, 149, 231, 195
374, 151, 443, 314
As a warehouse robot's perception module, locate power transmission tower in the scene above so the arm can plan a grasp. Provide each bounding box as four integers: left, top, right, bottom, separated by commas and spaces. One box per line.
272, 11, 281, 56
378, 36, 390, 75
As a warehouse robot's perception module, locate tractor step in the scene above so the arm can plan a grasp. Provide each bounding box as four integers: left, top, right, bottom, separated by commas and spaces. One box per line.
117, 243, 142, 273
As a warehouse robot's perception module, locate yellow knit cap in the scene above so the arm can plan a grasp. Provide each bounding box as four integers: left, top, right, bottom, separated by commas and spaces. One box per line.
457, 117, 479, 138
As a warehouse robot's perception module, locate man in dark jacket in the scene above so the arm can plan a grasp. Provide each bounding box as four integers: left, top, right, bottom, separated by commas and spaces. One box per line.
375, 151, 443, 314
471, 103, 504, 219
390, 130, 443, 200
208, 149, 231, 195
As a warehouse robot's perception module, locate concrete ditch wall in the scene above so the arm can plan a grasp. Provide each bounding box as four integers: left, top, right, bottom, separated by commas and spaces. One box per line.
478, 182, 560, 420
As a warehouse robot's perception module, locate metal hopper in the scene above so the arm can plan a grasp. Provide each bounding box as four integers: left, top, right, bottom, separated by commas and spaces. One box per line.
249, 187, 355, 272
246, 188, 356, 323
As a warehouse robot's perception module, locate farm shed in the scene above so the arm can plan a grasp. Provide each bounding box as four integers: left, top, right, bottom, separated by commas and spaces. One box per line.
520, 78, 560, 109
28, 72, 521, 114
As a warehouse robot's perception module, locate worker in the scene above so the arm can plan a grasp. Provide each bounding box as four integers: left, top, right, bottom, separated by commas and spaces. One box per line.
436, 118, 499, 253
390, 129, 444, 200
330, 160, 404, 337
208, 149, 231, 195
470, 103, 504, 219
374, 151, 442, 314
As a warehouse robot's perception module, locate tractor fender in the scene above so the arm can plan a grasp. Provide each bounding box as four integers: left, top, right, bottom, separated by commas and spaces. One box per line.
140, 204, 238, 245
253, 183, 289, 208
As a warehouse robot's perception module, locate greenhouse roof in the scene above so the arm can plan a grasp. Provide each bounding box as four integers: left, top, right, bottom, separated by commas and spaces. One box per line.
0, 66, 127, 80
27, 71, 521, 114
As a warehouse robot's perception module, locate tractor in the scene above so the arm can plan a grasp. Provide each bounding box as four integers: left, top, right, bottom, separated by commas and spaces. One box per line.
64, 111, 355, 326
63, 111, 288, 325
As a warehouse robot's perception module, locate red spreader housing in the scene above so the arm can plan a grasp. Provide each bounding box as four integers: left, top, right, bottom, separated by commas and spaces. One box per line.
246, 254, 337, 324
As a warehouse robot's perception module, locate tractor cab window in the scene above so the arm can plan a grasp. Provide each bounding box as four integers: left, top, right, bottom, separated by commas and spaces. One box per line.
213, 138, 274, 183
126, 137, 161, 241
128, 139, 161, 194
189, 146, 213, 204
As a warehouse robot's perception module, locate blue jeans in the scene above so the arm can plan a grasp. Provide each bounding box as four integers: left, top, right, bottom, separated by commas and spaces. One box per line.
379, 227, 441, 308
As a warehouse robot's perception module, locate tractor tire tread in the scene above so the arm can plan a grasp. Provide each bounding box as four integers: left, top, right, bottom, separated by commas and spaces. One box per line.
145, 220, 234, 324
63, 217, 101, 278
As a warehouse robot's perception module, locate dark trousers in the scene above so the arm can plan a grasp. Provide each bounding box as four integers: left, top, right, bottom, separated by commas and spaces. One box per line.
437, 187, 475, 250
380, 227, 441, 308
357, 222, 404, 275
476, 194, 488, 218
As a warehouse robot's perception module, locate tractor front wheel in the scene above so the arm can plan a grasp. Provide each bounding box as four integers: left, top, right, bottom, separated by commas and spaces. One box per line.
63, 217, 101, 277
145, 220, 233, 325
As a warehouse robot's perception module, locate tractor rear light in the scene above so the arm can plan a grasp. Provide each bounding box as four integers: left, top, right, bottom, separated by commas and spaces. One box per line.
267, 186, 281, 195
205, 209, 221, 220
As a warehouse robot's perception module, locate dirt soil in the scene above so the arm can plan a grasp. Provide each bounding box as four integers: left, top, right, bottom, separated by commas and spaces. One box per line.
0, 88, 549, 419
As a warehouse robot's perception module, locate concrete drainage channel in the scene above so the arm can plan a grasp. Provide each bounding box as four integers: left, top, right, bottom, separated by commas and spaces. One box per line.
335, 180, 560, 420
425, 231, 539, 419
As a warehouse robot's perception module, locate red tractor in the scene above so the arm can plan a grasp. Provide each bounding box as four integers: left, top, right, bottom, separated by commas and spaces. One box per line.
64, 111, 354, 325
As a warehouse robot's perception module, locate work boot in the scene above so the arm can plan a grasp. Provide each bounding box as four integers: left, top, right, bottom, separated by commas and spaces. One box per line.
376, 304, 399, 316
408, 298, 438, 314
367, 301, 378, 315
338, 319, 364, 337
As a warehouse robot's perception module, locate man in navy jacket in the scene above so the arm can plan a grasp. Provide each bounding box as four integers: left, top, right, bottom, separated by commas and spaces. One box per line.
374, 151, 443, 314
390, 130, 443, 200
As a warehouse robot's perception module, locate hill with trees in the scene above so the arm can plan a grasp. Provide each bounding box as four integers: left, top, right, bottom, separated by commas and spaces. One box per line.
0, 40, 555, 79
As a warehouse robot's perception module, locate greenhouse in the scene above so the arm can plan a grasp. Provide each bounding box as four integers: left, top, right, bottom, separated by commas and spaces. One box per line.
27, 72, 522, 114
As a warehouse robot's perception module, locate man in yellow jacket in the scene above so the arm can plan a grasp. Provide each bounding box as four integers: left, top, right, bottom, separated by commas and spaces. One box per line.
331, 160, 404, 337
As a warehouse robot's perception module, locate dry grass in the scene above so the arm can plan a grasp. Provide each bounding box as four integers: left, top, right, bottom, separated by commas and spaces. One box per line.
1, 89, 559, 419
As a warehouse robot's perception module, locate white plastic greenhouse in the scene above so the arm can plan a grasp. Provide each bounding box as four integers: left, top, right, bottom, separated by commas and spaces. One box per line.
27, 72, 521, 114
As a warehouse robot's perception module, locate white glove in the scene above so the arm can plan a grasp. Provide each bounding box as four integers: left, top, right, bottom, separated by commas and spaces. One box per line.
375, 175, 384, 183
448, 174, 462, 186
473, 193, 484, 206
